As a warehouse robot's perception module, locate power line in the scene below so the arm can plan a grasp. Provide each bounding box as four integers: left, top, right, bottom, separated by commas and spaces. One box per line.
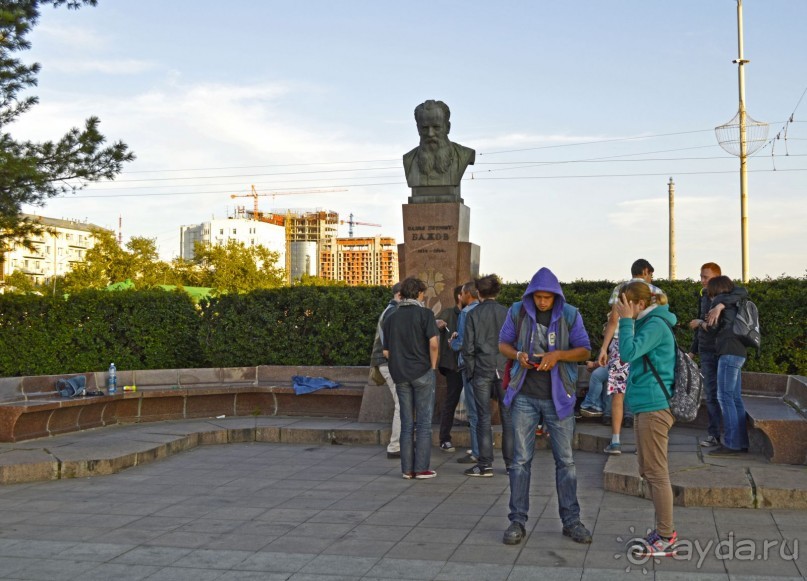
64, 166, 807, 199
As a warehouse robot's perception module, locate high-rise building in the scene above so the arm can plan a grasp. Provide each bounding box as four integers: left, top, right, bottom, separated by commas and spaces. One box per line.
0, 214, 109, 288
179, 214, 286, 270
320, 235, 399, 286
284, 209, 339, 283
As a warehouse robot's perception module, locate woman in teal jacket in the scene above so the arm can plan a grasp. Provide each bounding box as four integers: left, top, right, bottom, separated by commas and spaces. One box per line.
616, 281, 678, 557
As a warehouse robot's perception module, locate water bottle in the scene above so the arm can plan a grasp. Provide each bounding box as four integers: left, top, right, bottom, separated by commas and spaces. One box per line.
107, 363, 117, 394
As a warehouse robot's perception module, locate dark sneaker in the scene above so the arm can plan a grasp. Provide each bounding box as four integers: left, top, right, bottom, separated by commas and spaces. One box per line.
630, 529, 678, 557
414, 470, 437, 479
562, 521, 592, 544
700, 435, 720, 447
464, 464, 493, 478
457, 454, 478, 464
604, 442, 622, 455
623, 416, 634, 428
387, 451, 401, 459
602, 416, 612, 427
708, 445, 742, 457
440, 441, 455, 453
401, 472, 414, 480
503, 521, 526, 545
580, 406, 603, 418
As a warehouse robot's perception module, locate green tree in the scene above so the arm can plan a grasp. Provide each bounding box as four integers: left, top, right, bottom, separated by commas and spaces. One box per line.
0, 0, 134, 252
3, 269, 37, 293
63, 229, 170, 291
190, 240, 285, 294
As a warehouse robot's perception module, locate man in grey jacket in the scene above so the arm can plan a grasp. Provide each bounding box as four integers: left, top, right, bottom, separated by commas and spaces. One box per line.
462, 274, 512, 477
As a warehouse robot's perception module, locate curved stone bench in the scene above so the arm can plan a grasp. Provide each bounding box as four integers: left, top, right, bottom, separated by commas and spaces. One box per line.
0, 366, 370, 443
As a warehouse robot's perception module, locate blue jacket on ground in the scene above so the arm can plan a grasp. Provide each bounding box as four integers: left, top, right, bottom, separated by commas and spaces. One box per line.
618, 305, 677, 414
498, 267, 591, 419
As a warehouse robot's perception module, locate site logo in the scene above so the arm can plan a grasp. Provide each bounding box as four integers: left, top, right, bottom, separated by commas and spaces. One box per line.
614, 526, 799, 574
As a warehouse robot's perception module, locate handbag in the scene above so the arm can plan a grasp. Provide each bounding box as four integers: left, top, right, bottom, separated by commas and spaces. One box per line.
369, 365, 386, 386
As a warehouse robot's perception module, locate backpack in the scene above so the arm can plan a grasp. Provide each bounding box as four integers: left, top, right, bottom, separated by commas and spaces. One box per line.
643, 323, 704, 423
732, 297, 761, 353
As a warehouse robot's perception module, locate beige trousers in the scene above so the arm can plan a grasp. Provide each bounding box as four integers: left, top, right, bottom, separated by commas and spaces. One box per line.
634, 408, 675, 537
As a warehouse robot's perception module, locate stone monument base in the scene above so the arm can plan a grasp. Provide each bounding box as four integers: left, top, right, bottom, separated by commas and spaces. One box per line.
397, 202, 479, 314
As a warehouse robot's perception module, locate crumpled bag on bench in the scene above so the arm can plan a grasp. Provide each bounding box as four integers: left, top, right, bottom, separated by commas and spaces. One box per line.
292, 375, 340, 395
56, 376, 86, 398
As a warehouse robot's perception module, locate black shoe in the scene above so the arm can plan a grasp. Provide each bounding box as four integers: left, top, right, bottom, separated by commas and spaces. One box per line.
457, 454, 478, 464
623, 417, 634, 428
503, 521, 526, 545
464, 464, 493, 478
708, 445, 742, 457
602, 416, 612, 427
387, 451, 400, 459
562, 521, 593, 544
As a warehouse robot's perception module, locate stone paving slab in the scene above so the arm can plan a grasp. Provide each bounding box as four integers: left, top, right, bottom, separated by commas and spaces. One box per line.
0, 437, 805, 579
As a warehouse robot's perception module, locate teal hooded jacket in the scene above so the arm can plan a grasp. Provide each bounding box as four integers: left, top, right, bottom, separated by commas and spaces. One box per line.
618, 305, 678, 414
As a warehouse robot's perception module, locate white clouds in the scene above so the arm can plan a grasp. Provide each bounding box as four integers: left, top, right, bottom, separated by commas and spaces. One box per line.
45, 58, 158, 75
36, 23, 108, 51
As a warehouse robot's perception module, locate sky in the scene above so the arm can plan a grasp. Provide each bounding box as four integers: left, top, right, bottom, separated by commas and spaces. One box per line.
12, 0, 807, 283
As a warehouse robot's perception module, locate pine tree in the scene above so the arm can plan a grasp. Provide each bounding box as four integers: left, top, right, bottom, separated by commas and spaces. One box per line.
0, 0, 134, 252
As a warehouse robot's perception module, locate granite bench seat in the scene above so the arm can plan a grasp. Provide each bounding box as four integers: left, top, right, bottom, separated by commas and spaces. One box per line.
743, 375, 807, 465
0, 366, 369, 443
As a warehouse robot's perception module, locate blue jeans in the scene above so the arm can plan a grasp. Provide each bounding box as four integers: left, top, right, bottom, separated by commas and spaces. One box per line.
396, 369, 437, 473
462, 373, 480, 457
580, 366, 608, 412
471, 373, 513, 468
699, 351, 722, 439
508, 394, 580, 527
716, 354, 749, 450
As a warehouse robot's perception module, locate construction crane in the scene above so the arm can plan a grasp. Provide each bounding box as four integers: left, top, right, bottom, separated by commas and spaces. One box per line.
340, 213, 381, 238
230, 185, 347, 220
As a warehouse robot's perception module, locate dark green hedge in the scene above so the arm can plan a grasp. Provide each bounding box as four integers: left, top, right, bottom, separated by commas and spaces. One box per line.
0, 290, 202, 376
0, 279, 803, 376
198, 286, 389, 367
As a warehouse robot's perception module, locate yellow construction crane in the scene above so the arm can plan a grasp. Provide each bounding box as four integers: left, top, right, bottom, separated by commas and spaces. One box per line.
230, 185, 348, 219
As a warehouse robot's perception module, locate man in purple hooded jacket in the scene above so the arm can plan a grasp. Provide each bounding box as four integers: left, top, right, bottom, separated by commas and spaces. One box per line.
498, 267, 593, 545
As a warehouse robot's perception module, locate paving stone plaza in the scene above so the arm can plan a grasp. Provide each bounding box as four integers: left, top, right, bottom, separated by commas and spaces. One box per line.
0, 418, 804, 580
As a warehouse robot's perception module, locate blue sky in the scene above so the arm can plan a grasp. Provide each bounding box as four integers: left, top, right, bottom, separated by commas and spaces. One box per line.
14, 0, 807, 282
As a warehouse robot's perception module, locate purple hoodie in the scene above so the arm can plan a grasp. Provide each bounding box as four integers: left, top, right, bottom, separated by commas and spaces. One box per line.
499, 267, 591, 419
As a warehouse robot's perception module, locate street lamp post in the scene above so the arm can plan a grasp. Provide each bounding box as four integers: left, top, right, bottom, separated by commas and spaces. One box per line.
715, 0, 768, 283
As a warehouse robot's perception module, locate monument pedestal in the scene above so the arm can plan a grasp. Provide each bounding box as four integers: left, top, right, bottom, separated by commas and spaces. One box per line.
397, 202, 479, 314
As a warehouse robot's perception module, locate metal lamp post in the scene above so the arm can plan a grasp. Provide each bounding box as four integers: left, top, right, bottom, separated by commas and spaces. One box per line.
715, 0, 768, 283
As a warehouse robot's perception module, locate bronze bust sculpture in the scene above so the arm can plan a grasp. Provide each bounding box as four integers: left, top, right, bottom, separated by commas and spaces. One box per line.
403, 100, 475, 203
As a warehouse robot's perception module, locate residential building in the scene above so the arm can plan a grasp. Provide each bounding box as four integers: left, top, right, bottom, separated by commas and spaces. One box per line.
0, 214, 109, 288
320, 235, 399, 286
179, 215, 286, 271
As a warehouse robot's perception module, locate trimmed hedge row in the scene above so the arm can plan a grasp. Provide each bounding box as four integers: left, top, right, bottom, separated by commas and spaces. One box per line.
0, 279, 803, 377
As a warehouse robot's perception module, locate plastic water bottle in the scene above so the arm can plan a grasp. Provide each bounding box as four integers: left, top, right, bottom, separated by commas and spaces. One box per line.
107, 363, 117, 394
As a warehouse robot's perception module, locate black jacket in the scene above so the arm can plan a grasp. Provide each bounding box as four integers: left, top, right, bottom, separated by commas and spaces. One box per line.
436, 305, 461, 371
463, 299, 508, 380
690, 288, 717, 354
707, 287, 749, 357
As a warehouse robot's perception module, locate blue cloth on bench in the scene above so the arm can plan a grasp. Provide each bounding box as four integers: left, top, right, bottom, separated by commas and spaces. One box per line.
292, 375, 341, 395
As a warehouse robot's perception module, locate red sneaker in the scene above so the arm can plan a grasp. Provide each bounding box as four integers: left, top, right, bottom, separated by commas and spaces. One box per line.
414, 470, 437, 479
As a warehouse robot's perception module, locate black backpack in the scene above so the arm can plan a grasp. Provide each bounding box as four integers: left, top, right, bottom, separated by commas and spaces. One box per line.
732, 297, 761, 353
643, 323, 704, 423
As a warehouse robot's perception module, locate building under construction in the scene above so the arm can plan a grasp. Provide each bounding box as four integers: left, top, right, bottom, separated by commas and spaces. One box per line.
228, 186, 396, 285
283, 209, 339, 283
320, 235, 399, 287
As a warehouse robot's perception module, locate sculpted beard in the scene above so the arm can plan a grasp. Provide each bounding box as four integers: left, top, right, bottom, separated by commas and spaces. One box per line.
417, 135, 454, 175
